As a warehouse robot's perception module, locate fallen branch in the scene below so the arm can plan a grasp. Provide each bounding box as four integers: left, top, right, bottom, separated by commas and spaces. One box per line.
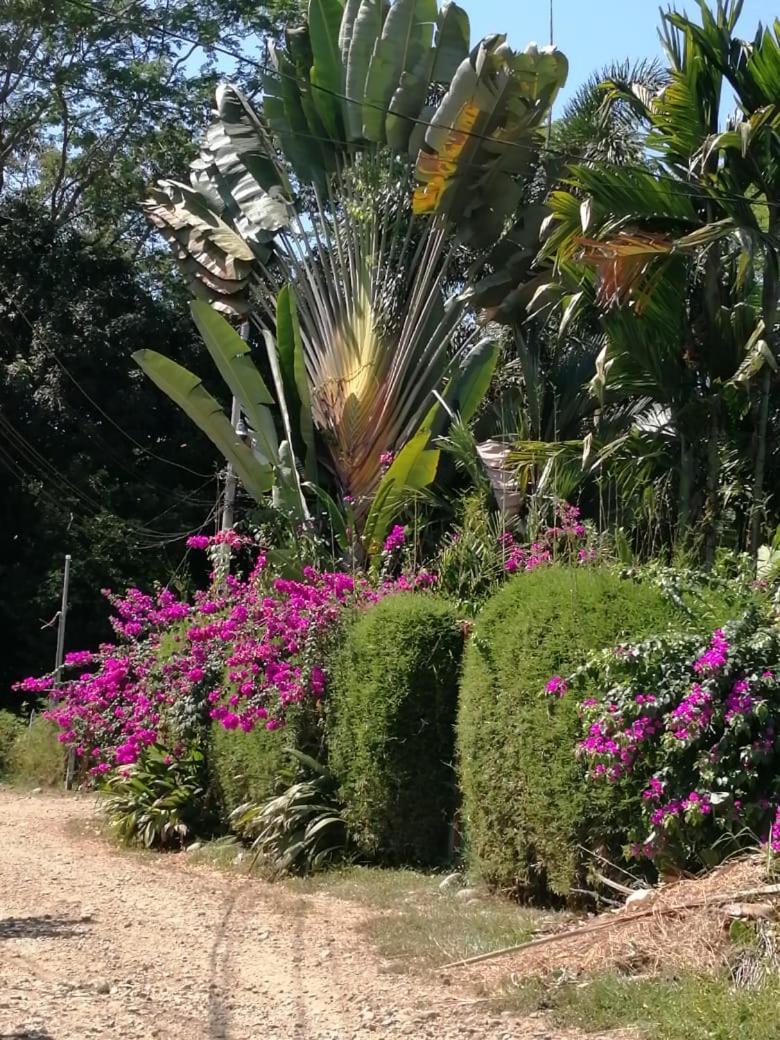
440, 885, 780, 970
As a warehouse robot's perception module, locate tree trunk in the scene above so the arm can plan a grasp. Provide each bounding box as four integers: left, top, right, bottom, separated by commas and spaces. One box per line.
749, 364, 771, 558
704, 402, 720, 569
677, 429, 693, 548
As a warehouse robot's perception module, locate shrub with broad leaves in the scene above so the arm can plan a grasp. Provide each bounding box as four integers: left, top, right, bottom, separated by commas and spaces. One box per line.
101, 743, 214, 849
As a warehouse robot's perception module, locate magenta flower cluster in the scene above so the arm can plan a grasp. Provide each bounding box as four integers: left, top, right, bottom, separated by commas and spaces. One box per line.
500, 502, 590, 574
15, 538, 429, 779
383, 524, 406, 554
550, 612, 780, 865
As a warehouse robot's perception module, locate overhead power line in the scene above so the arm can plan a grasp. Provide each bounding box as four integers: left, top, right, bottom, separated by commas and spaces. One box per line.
55, 0, 776, 213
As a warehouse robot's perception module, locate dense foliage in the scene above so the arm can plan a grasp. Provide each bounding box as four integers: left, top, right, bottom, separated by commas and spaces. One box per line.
101, 743, 215, 849
230, 755, 348, 877
0, 200, 215, 703
328, 594, 464, 865
571, 608, 780, 867
4, 0, 780, 915
457, 566, 736, 900
209, 721, 293, 817
0, 710, 23, 775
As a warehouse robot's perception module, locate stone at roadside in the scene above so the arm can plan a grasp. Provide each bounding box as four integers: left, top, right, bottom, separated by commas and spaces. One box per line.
438, 872, 463, 894
454, 887, 482, 902
625, 888, 654, 909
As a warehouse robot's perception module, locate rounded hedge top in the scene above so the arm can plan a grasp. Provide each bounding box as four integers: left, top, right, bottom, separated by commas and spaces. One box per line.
327, 593, 464, 866
457, 566, 702, 900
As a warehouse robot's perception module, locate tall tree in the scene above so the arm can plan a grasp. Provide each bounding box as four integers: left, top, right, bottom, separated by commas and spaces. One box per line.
0, 0, 303, 239
0, 198, 220, 702
534, 1, 779, 559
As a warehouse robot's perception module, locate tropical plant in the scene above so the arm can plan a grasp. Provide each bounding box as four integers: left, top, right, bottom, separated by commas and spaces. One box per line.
230, 751, 348, 876
572, 607, 780, 870
101, 743, 215, 849
138, 1, 568, 545
536, 1, 780, 561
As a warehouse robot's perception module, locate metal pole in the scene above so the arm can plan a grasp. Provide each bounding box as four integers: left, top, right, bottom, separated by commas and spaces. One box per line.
220, 395, 241, 534
55, 554, 71, 683
53, 555, 76, 789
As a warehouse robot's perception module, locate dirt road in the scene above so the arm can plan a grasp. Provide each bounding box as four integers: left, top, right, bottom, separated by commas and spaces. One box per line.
0, 790, 621, 1040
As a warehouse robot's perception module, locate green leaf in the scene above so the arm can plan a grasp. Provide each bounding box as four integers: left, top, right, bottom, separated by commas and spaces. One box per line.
453, 337, 500, 423
261, 331, 310, 521
309, 0, 346, 140
425, 336, 498, 435
386, 51, 434, 151
344, 0, 387, 140
363, 428, 440, 554
265, 45, 325, 187
276, 286, 317, 481
133, 349, 273, 502
189, 301, 280, 465
303, 482, 350, 551
430, 2, 469, 84
363, 0, 436, 143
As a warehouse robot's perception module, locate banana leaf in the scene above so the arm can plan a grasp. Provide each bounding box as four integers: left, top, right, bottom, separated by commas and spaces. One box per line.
189, 301, 280, 466
362, 428, 440, 554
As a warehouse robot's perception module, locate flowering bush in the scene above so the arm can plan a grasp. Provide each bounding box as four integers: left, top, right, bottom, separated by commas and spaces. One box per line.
14, 536, 423, 780
563, 608, 780, 867
500, 502, 594, 574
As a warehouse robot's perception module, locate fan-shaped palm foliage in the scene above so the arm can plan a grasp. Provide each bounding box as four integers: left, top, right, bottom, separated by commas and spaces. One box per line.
139, 1, 568, 537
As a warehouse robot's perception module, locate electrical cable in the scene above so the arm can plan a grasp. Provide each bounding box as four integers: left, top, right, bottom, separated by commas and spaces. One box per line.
57, 0, 777, 213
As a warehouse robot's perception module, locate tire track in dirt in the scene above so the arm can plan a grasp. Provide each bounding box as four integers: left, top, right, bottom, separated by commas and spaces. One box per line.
0, 790, 631, 1040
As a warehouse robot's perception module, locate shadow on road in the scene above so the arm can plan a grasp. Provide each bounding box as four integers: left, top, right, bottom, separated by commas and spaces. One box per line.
0, 915, 87, 940
0, 1032, 56, 1039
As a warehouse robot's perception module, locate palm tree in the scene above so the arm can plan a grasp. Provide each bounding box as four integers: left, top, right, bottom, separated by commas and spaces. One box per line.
536, 1, 779, 560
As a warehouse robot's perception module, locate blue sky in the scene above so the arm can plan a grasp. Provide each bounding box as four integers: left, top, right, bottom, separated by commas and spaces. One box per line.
467, 0, 778, 111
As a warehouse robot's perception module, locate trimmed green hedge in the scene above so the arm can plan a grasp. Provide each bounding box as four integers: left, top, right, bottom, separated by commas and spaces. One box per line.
208, 698, 325, 819
457, 566, 730, 901
327, 594, 463, 866
208, 722, 292, 817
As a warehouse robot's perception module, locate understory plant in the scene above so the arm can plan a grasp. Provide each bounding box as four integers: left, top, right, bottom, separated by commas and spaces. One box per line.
565, 607, 780, 868
101, 743, 215, 849
14, 532, 430, 778
230, 752, 348, 877
0, 710, 23, 776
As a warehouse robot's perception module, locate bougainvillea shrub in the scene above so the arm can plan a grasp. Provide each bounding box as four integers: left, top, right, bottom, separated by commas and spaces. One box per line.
14, 534, 429, 779
500, 502, 595, 574
564, 607, 780, 867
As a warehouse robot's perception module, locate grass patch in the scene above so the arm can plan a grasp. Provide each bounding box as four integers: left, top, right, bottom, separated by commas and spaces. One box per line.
287, 866, 552, 970
498, 971, 780, 1040
285, 865, 438, 907
7, 716, 64, 787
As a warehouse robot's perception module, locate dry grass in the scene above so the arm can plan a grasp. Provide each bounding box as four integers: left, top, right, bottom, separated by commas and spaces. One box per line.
285, 866, 567, 970
466, 853, 778, 986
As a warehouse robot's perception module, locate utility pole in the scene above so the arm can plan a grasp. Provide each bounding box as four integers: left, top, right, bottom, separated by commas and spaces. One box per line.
53, 555, 76, 789
220, 395, 241, 534
55, 554, 71, 684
